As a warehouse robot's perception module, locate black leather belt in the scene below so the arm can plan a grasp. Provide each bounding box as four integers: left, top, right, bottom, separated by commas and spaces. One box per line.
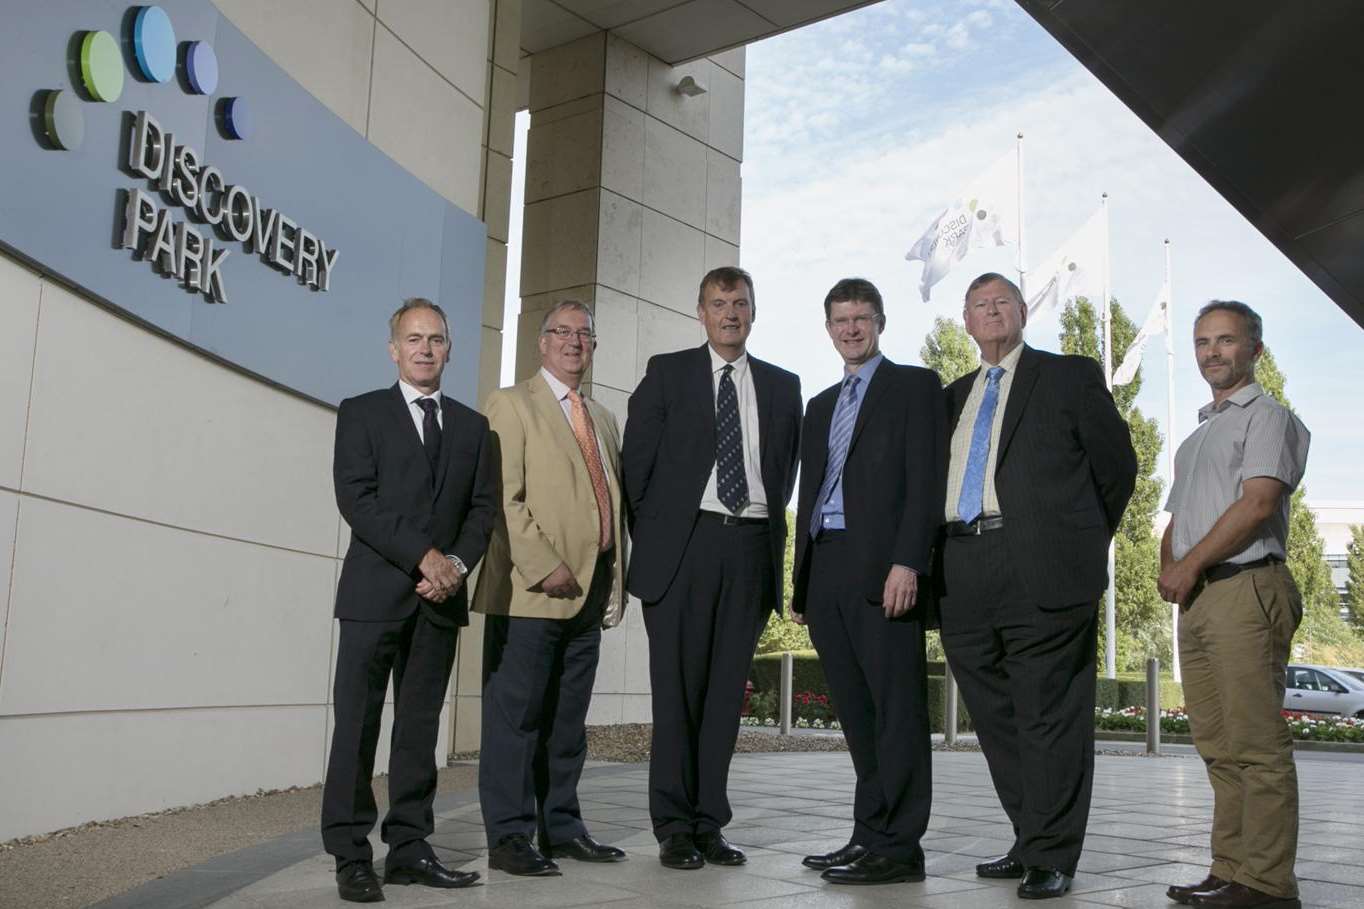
697, 510, 766, 527
1204, 555, 1280, 583
944, 515, 1005, 537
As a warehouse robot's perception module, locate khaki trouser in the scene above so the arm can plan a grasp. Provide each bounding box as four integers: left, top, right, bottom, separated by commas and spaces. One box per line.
1178, 562, 1302, 899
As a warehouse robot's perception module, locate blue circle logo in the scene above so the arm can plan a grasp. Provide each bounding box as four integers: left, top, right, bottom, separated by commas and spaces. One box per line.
185, 41, 219, 95
132, 6, 177, 83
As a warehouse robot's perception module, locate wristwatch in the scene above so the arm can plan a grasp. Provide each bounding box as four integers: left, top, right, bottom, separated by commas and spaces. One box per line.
445, 554, 468, 577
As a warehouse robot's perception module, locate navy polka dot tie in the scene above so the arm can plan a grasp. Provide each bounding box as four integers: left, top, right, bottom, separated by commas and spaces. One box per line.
715, 364, 749, 514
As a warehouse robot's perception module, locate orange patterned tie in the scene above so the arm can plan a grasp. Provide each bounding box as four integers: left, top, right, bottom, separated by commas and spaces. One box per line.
567, 389, 613, 552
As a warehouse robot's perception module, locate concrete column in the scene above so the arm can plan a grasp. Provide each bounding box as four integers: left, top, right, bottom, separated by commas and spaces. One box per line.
452, 31, 746, 749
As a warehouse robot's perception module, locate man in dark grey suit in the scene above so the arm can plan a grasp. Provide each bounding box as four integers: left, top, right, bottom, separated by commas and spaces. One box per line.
938, 273, 1136, 900
324, 298, 496, 902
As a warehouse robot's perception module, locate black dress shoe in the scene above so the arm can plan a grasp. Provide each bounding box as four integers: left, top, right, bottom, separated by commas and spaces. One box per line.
659, 832, 704, 870
489, 834, 562, 876
545, 833, 627, 863
976, 854, 1026, 879
384, 856, 481, 889
821, 852, 925, 885
695, 831, 746, 866
802, 842, 868, 870
1188, 882, 1302, 908
1168, 874, 1229, 905
336, 861, 384, 902
1017, 867, 1073, 900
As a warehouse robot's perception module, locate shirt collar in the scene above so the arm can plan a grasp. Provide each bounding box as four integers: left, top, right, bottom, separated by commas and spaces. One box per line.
399, 380, 440, 407
982, 342, 1025, 374
844, 353, 883, 386
708, 344, 748, 376
1198, 382, 1264, 422
539, 367, 576, 402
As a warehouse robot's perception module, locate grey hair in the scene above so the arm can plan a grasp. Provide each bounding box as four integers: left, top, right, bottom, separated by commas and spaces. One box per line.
388, 297, 449, 341
965, 272, 1025, 306
1196, 300, 1263, 345
539, 299, 595, 334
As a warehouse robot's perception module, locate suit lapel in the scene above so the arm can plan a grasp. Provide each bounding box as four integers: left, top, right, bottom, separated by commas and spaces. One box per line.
750, 356, 773, 468
848, 357, 893, 451
693, 344, 717, 454
948, 369, 980, 434
530, 374, 582, 460
996, 344, 1040, 465
388, 384, 434, 485
805, 387, 834, 494
434, 396, 459, 498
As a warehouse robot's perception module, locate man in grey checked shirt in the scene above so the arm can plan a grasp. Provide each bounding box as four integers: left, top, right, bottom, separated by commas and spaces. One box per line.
1160, 300, 1310, 909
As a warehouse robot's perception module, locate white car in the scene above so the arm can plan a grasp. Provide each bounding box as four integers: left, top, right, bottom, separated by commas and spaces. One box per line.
1284, 664, 1364, 718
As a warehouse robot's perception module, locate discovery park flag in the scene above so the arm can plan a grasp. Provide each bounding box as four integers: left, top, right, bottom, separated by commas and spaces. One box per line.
1026, 205, 1106, 316
1113, 280, 1171, 386
905, 149, 1017, 302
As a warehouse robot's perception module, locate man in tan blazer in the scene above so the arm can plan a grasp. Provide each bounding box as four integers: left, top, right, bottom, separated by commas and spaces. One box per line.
473, 300, 628, 877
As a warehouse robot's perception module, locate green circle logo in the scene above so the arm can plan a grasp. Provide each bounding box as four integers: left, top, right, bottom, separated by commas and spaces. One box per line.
80, 30, 123, 102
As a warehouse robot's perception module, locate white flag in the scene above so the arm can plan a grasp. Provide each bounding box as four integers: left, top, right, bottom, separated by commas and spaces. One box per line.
1113, 281, 1170, 386
905, 150, 1017, 302
1027, 207, 1106, 316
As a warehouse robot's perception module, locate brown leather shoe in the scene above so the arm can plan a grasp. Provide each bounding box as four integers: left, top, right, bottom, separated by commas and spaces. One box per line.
1167, 874, 1227, 905
1188, 882, 1301, 908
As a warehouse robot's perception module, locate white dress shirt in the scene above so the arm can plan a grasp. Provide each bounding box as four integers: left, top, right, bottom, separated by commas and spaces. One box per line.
700, 346, 768, 518
399, 380, 443, 441
944, 342, 1024, 522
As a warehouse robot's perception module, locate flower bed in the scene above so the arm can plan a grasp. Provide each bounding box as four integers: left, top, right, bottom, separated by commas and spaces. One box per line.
1095, 707, 1364, 743
742, 689, 842, 731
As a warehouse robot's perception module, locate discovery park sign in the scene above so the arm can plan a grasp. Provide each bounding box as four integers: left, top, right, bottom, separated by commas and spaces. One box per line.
1, 1, 485, 407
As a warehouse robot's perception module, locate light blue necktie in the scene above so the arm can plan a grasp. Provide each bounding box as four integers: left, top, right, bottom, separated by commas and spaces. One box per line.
810, 375, 861, 537
957, 366, 1005, 525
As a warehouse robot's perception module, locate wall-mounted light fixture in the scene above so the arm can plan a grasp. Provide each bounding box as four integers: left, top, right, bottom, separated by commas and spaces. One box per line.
674, 75, 707, 97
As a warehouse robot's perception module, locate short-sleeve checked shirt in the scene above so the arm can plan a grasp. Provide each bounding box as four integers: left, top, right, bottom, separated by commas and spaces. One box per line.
1165, 382, 1310, 563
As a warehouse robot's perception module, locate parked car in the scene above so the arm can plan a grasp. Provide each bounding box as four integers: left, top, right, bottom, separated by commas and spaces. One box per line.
1338, 668, 1364, 686
1284, 664, 1364, 717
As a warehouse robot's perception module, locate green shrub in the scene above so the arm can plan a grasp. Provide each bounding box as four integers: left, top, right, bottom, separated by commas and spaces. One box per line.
1095, 674, 1183, 711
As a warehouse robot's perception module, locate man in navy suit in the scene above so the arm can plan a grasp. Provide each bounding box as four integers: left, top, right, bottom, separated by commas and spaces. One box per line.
939, 273, 1135, 900
791, 277, 946, 885
323, 298, 496, 902
623, 266, 802, 870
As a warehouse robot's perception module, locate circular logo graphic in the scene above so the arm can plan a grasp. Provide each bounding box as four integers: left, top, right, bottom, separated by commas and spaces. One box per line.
185, 41, 218, 94
80, 30, 124, 102
133, 6, 177, 83
223, 97, 251, 140
43, 89, 84, 150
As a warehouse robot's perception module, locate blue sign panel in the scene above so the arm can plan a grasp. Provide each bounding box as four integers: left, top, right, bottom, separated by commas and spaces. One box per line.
0, 0, 486, 408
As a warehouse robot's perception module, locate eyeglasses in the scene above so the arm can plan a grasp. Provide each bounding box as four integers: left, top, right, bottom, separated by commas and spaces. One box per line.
543, 327, 596, 342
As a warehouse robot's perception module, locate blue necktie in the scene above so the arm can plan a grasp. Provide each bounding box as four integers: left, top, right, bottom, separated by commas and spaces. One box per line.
810, 375, 861, 537
957, 366, 1004, 525
715, 364, 749, 514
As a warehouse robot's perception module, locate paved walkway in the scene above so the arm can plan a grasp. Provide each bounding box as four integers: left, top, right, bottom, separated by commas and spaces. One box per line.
95, 749, 1364, 909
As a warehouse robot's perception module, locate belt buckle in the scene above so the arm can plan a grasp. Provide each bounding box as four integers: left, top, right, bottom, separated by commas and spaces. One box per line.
971, 521, 983, 536
720, 513, 738, 527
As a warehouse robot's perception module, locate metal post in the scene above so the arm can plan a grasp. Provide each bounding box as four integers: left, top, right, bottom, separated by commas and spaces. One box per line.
780, 651, 794, 735
944, 662, 959, 746
1146, 657, 1161, 754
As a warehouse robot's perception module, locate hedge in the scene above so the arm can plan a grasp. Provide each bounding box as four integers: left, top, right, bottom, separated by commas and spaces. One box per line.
751, 653, 1181, 727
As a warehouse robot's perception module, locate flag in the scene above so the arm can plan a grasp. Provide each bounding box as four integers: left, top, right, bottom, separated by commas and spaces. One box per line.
905, 150, 1017, 302
1113, 281, 1170, 386
1027, 206, 1105, 316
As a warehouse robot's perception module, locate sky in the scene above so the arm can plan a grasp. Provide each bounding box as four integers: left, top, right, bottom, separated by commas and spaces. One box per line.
503, 0, 1362, 504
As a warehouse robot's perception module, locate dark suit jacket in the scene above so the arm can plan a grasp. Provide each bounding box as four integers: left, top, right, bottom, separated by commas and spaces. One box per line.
622, 344, 802, 609
791, 358, 947, 614
333, 384, 497, 627
940, 345, 1137, 608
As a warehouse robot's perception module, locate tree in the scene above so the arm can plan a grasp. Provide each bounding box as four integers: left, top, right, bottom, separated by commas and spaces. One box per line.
1346, 525, 1364, 634
757, 510, 813, 654
920, 316, 979, 385
1254, 350, 1364, 664
1059, 296, 1169, 670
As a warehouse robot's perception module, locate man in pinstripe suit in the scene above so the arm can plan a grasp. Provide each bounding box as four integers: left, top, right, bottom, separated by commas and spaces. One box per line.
938, 273, 1136, 900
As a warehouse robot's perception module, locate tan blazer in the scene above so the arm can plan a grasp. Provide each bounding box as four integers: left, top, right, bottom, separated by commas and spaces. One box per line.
472, 373, 628, 625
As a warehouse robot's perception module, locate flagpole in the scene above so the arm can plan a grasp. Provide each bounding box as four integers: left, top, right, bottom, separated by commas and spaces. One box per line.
1101, 193, 1116, 681
1016, 132, 1026, 299
1165, 238, 1180, 684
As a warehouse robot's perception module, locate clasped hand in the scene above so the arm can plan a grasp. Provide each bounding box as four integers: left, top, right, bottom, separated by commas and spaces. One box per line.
415, 548, 463, 602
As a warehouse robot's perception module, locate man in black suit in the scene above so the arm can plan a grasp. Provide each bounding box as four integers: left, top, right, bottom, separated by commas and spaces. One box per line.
323, 298, 496, 902
938, 273, 1136, 900
790, 277, 946, 886
622, 266, 801, 870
